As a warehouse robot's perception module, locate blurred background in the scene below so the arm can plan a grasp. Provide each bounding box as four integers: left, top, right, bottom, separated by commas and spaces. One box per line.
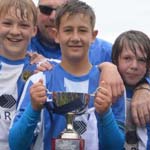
32, 0, 150, 43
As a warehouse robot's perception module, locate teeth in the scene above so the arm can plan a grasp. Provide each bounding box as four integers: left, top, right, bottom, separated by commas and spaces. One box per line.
7, 38, 22, 42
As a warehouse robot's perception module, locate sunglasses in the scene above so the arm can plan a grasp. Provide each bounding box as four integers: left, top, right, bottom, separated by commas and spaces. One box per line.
39, 5, 56, 16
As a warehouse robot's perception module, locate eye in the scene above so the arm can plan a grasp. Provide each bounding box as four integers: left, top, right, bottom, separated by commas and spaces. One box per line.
137, 58, 146, 63
20, 23, 30, 28
64, 28, 72, 33
123, 56, 131, 61
79, 28, 88, 33
80, 29, 87, 32
2, 21, 12, 26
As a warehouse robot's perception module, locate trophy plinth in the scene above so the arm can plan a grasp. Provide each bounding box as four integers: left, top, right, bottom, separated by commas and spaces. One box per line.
52, 138, 84, 150
48, 92, 89, 150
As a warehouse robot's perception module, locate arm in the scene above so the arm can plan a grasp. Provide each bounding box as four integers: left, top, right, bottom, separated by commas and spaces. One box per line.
96, 109, 125, 150
94, 81, 125, 149
9, 104, 41, 150
99, 62, 125, 102
131, 83, 150, 126
9, 77, 47, 150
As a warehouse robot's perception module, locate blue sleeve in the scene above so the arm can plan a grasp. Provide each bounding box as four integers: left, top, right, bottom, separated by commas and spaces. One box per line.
9, 73, 44, 150
89, 38, 112, 65
96, 108, 125, 150
9, 104, 41, 150
145, 76, 150, 84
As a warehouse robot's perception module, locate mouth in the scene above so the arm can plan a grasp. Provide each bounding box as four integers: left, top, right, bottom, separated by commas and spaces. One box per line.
7, 37, 23, 42
45, 24, 55, 28
127, 73, 139, 78
68, 45, 82, 48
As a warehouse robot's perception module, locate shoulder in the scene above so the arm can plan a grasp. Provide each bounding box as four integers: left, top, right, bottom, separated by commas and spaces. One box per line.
90, 38, 112, 51
27, 71, 46, 85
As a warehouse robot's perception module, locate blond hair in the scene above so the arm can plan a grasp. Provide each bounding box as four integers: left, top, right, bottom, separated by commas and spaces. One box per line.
0, 0, 37, 25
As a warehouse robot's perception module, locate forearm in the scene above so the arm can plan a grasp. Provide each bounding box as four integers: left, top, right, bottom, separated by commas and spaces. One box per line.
98, 62, 117, 70
97, 108, 125, 150
9, 104, 41, 150
98, 62, 124, 102
131, 77, 150, 126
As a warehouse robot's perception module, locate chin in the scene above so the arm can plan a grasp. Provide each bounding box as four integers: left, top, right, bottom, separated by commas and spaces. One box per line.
126, 81, 139, 87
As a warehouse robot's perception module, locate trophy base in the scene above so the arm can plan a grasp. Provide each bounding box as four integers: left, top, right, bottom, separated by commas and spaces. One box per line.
52, 138, 84, 150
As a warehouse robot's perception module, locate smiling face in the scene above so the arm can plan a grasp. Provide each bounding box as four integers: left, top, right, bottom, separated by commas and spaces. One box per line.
37, 0, 68, 44
118, 43, 147, 86
0, 7, 37, 60
55, 13, 97, 62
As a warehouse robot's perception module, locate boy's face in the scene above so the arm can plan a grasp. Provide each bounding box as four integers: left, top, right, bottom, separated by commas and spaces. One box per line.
0, 8, 37, 60
55, 13, 97, 61
118, 44, 147, 86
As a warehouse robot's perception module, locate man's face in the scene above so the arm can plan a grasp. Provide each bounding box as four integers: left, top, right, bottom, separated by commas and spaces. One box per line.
37, 0, 67, 43
118, 44, 147, 86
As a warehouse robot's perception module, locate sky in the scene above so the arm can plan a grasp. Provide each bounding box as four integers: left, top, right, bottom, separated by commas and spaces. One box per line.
33, 0, 150, 43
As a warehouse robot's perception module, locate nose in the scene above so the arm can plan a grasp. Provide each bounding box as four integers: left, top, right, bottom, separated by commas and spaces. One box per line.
131, 59, 138, 69
10, 25, 20, 35
48, 10, 56, 21
71, 31, 80, 42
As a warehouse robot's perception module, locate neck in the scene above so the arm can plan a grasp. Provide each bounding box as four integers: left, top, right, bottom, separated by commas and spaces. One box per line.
60, 58, 92, 76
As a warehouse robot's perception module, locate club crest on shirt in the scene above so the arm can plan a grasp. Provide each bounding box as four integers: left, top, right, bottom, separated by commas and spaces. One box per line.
22, 71, 33, 81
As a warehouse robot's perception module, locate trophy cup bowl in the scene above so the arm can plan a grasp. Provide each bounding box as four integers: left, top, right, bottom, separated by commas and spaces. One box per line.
50, 92, 90, 150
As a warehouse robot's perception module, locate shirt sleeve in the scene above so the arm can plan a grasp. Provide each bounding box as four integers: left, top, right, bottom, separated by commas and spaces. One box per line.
9, 73, 45, 150
96, 108, 125, 150
9, 104, 41, 150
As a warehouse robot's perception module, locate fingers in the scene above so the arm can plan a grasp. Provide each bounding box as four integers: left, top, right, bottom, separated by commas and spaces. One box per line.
30, 52, 45, 64
131, 87, 150, 126
94, 81, 112, 114
30, 79, 47, 110
131, 101, 150, 126
131, 102, 140, 126
111, 80, 125, 103
99, 62, 125, 102
100, 81, 112, 93
35, 61, 53, 73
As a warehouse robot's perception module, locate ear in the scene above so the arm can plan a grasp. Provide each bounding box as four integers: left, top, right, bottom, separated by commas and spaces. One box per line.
53, 28, 60, 44
31, 26, 37, 37
51, 28, 60, 44
91, 30, 98, 43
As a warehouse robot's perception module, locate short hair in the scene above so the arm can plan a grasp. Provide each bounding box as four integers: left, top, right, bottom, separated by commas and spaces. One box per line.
0, 0, 37, 25
112, 30, 150, 73
55, 0, 96, 30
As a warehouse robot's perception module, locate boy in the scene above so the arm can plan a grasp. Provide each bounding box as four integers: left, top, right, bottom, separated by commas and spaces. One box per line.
30, 0, 125, 100
0, 0, 37, 149
9, 1, 125, 150
112, 30, 150, 150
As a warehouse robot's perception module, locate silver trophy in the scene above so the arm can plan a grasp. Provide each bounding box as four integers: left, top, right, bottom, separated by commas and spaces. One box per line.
47, 92, 90, 150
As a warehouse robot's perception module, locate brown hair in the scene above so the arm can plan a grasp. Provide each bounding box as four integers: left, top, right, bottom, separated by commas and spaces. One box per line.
112, 30, 150, 74
55, 0, 96, 30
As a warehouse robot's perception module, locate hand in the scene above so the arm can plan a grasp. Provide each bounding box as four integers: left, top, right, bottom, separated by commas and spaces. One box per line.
94, 81, 112, 115
27, 52, 45, 64
99, 62, 125, 102
30, 79, 47, 110
131, 83, 150, 126
35, 60, 53, 73
27, 52, 53, 73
